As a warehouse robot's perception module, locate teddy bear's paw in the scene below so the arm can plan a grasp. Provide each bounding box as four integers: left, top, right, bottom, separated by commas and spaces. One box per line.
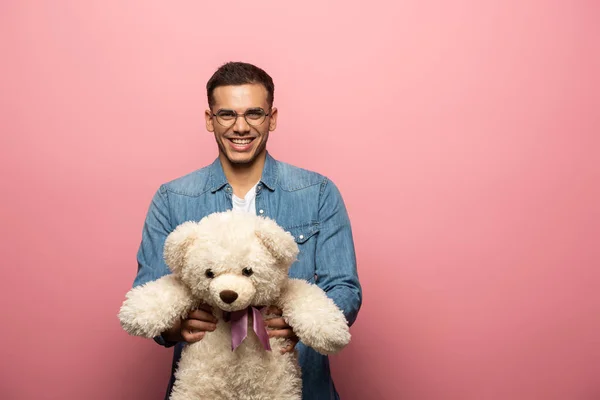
118, 274, 194, 338
288, 304, 352, 354
279, 279, 352, 355
303, 323, 352, 355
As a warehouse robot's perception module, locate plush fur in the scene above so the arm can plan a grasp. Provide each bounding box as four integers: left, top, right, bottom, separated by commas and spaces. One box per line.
118, 210, 351, 400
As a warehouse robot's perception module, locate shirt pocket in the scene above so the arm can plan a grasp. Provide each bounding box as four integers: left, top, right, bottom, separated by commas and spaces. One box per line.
284, 223, 320, 283
285, 223, 319, 244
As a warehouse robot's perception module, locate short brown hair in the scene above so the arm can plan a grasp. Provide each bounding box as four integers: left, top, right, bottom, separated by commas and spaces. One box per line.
206, 62, 275, 109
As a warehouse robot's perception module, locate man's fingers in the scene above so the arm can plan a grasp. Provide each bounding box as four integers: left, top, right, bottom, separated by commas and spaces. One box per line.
267, 328, 299, 353
181, 330, 205, 343
183, 319, 217, 333
265, 306, 283, 316
188, 308, 217, 323
263, 312, 298, 354
267, 328, 295, 339
280, 339, 299, 354
197, 302, 213, 313
265, 317, 289, 330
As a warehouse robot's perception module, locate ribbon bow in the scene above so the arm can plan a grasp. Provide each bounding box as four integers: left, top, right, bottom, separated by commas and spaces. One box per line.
223, 306, 271, 351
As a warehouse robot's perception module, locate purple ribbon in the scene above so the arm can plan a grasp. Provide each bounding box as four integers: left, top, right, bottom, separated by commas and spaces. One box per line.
223, 306, 271, 351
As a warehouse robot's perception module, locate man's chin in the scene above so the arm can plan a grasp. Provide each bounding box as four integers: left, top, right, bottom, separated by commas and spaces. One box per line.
223, 148, 266, 166
227, 154, 254, 165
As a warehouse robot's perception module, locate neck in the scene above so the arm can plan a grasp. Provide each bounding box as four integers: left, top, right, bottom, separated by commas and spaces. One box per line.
219, 150, 266, 197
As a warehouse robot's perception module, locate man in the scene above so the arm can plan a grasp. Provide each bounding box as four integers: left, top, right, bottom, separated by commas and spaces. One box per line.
131, 61, 362, 400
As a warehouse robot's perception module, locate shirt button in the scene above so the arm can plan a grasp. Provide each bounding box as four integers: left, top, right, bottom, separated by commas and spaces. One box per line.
259, 209, 264, 214
299, 235, 304, 240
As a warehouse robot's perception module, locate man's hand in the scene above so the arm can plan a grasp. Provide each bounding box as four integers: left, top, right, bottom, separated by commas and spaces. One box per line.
264, 306, 299, 354
161, 303, 217, 344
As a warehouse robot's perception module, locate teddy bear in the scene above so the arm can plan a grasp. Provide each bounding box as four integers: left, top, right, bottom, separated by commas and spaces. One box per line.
118, 210, 351, 400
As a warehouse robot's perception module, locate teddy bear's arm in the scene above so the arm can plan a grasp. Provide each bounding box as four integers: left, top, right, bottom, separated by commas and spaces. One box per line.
277, 278, 351, 355
118, 274, 195, 338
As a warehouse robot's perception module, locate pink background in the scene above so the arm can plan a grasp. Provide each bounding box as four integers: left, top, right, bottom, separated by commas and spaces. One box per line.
1, 1, 599, 399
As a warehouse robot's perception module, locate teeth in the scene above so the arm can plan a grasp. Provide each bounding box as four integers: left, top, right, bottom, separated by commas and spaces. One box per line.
231, 139, 252, 145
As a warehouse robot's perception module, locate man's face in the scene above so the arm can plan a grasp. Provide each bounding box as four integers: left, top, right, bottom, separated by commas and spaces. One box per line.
205, 84, 277, 166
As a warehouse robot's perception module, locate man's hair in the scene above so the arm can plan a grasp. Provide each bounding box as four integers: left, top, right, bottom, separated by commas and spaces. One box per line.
206, 61, 275, 109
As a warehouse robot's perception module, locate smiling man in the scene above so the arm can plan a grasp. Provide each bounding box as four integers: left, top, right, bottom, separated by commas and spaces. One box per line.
131, 61, 362, 400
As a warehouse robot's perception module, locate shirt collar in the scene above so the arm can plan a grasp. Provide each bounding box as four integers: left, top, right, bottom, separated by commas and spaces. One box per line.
209, 151, 278, 193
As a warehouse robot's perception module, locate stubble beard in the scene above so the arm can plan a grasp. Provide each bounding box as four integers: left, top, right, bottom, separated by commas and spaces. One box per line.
216, 132, 269, 167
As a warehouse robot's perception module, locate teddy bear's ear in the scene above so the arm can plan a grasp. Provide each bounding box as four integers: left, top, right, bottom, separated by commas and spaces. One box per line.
163, 221, 200, 274
255, 218, 299, 266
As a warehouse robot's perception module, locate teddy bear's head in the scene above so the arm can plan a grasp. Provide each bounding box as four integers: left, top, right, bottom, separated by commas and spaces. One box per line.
163, 211, 299, 312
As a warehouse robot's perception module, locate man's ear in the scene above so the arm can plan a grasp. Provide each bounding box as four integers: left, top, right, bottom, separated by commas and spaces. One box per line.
205, 109, 215, 132
164, 221, 200, 274
255, 217, 298, 266
268, 106, 277, 132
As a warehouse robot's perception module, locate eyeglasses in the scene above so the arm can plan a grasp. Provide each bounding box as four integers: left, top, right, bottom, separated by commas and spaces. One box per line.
212, 108, 270, 127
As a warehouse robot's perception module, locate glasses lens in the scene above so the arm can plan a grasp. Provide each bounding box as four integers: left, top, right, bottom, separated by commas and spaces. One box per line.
216, 110, 236, 126
245, 109, 266, 126
215, 109, 267, 127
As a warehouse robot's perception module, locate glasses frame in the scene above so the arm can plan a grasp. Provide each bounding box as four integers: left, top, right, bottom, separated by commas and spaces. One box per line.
211, 107, 271, 127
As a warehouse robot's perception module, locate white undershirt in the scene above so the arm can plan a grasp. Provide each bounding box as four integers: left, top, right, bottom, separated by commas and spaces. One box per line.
232, 182, 258, 215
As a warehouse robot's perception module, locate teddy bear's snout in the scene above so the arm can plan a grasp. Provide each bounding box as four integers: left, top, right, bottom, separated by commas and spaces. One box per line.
210, 274, 256, 310
219, 290, 239, 304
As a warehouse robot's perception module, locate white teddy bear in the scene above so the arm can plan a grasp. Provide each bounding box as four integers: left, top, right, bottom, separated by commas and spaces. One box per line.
118, 210, 351, 400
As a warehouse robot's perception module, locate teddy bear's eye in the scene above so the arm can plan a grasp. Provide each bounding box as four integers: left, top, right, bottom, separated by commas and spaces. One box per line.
242, 267, 253, 277
205, 269, 215, 279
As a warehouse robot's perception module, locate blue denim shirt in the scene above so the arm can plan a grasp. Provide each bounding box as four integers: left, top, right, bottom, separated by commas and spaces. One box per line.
132, 152, 362, 400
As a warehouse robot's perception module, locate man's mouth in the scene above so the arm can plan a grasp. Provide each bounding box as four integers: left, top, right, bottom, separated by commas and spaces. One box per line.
229, 138, 254, 145
227, 137, 256, 152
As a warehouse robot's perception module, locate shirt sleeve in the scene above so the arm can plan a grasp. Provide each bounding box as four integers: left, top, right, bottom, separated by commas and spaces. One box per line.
132, 185, 178, 347
314, 177, 362, 326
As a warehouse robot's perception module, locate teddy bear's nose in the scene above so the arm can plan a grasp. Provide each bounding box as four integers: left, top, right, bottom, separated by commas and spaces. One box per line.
219, 290, 239, 304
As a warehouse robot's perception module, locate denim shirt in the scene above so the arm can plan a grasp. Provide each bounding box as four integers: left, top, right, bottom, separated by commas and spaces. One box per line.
132, 152, 362, 400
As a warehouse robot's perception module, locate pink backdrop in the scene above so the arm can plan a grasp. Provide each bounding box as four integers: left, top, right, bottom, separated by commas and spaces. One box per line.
1, 1, 599, 399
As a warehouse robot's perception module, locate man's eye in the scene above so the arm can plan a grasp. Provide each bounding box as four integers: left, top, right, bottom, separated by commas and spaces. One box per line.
246, 111, 263, 120
218, 112, 236, 120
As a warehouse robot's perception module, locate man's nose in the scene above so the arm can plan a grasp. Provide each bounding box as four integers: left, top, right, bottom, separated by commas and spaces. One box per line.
233, 115, 250, 133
